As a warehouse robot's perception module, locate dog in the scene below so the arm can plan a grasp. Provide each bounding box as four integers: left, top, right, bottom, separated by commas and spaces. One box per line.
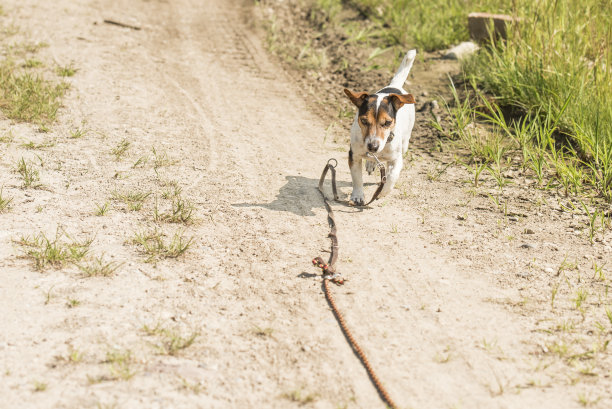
344, 49, 417, 205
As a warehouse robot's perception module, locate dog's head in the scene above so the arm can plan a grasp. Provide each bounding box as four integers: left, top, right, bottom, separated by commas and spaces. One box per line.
344, 89, 415, 153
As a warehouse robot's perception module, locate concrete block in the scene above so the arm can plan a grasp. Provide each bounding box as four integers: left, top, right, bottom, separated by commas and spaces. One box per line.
468, 12, 518, 42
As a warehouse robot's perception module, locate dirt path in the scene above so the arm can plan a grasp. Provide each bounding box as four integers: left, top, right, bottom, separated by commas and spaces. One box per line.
1, 1, 609, 408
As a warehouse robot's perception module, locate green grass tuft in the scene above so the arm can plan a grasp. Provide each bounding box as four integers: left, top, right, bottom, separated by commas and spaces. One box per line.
16, 229, 92, 270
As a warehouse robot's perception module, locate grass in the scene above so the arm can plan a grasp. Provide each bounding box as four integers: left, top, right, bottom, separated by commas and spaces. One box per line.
70, 126, 88, 139
452, 1, 612, 205
131, 228, 193, 262
21, 140, 55, 149
0, 187, 13, 212
0, 61, 68, 124
151, 147, 176, 169
16, 157, 41, 188
56, 64, 77, 77
281, 388, 317, 405
153, 195, 194, 224
142, 324, 198, 356
94, 201, 110, 216
77, 255, 122, 277
16, 229, 92, 270
104, 349, 136, 380
111, 138, 130, 160
66, 298, 80, 308
0, 131, 14, 143
33, 381, 47, 392
111, 190, 150, 211
0, 30, 68, 125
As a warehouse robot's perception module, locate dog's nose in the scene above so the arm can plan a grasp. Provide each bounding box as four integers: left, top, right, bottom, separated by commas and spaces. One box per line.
367, 141, 379, 152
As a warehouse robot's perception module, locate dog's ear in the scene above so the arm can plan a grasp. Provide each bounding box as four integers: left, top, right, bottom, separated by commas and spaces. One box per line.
388, 93, 416, 110
344, 89, 369, 108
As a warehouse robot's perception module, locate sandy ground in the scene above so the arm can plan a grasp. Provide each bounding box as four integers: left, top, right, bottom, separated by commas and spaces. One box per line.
0, 0, 611, 408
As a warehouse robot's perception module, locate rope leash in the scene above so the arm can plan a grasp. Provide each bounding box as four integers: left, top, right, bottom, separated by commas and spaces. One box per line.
312, 157, 399, 409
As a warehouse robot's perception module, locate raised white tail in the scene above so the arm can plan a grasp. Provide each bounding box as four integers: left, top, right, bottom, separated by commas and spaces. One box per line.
388, 49, 417, 89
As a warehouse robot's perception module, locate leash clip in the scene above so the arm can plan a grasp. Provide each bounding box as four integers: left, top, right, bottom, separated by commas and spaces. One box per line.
327, 158, 338, 168
365, 152, 382, 167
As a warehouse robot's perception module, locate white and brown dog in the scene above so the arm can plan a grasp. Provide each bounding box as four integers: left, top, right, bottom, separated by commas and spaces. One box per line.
344, 49, 417, 205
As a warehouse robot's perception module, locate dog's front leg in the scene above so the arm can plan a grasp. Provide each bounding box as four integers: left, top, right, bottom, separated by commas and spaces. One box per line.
379, 157, 403, 197
349, 150, 365, 205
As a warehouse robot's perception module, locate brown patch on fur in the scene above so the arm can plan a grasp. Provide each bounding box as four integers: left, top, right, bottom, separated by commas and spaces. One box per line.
344, 89, 369, 108
388, 93, 416, 110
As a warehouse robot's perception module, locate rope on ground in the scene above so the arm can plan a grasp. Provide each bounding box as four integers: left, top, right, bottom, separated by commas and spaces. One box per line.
312, 158, 399, 409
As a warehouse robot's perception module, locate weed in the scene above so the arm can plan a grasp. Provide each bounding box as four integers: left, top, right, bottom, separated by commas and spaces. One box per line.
463, 161, 487, 187
33, 381, 47, 392
132, 155, 148, 168
153, 195, 194, 224
111, 138, 130, 160
573, 288, 588, 311
67, 347, 82, 363
592, 262, 606, 281
77, 255, 122, 277
281, 388, 317, 405
131, 229, 192, 262
577, 392, 601, 407
43, 285, 55, 305
0, 131, 14, 143
558, 256, 578, 276
16, 157, 40, 188
111, 190, 150, 211
0, 187, 13, 212
70, 127, 88, 139
434, 346, 452, 363
56, 64, 77, 77
104, 349, 135, 380
487, 165, 512, 192
550, 282, 560, 309
21, 140, 55, 149
23, 59, 43, 68
16, 229, 92, 270
252, 325, 274, 338
152, 147, 176, 172
66, 298, 80, 308
143, 324, 198, 356
179, 376, 205, 394
0, 61, 68, 123
94, 201, 110, 216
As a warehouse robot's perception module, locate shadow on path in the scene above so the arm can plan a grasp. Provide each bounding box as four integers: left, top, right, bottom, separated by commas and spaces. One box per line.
233, 175, 370, 216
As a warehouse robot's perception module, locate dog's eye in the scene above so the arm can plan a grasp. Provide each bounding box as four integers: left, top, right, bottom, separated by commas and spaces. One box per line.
360, 118, 369, 126
382, 120, 392, 127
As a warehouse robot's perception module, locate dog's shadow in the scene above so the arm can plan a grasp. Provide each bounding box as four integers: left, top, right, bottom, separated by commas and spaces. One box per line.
233, 175, 376, 216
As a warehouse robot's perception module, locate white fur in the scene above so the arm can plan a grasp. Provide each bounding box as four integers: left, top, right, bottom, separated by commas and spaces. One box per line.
349, 50, 417, 205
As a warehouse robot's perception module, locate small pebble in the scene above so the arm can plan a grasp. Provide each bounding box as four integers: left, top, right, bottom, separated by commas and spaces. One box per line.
524, 228, 535, 234
520, 243, 536, 249
509, 216, 519, 222
544, 267, 554, 274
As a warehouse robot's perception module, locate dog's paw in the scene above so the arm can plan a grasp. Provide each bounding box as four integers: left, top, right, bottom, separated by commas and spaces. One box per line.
365, 160, 376, 175
349, 191, 365, 206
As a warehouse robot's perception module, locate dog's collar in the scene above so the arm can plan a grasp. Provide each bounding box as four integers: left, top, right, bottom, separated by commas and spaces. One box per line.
388, 131, 395, 142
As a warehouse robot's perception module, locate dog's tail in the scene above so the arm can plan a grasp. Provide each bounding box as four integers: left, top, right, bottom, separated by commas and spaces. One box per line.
388, 49, 417, 89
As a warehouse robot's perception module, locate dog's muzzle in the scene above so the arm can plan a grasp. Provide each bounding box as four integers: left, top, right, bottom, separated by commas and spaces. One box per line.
367, 140, 380, 152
